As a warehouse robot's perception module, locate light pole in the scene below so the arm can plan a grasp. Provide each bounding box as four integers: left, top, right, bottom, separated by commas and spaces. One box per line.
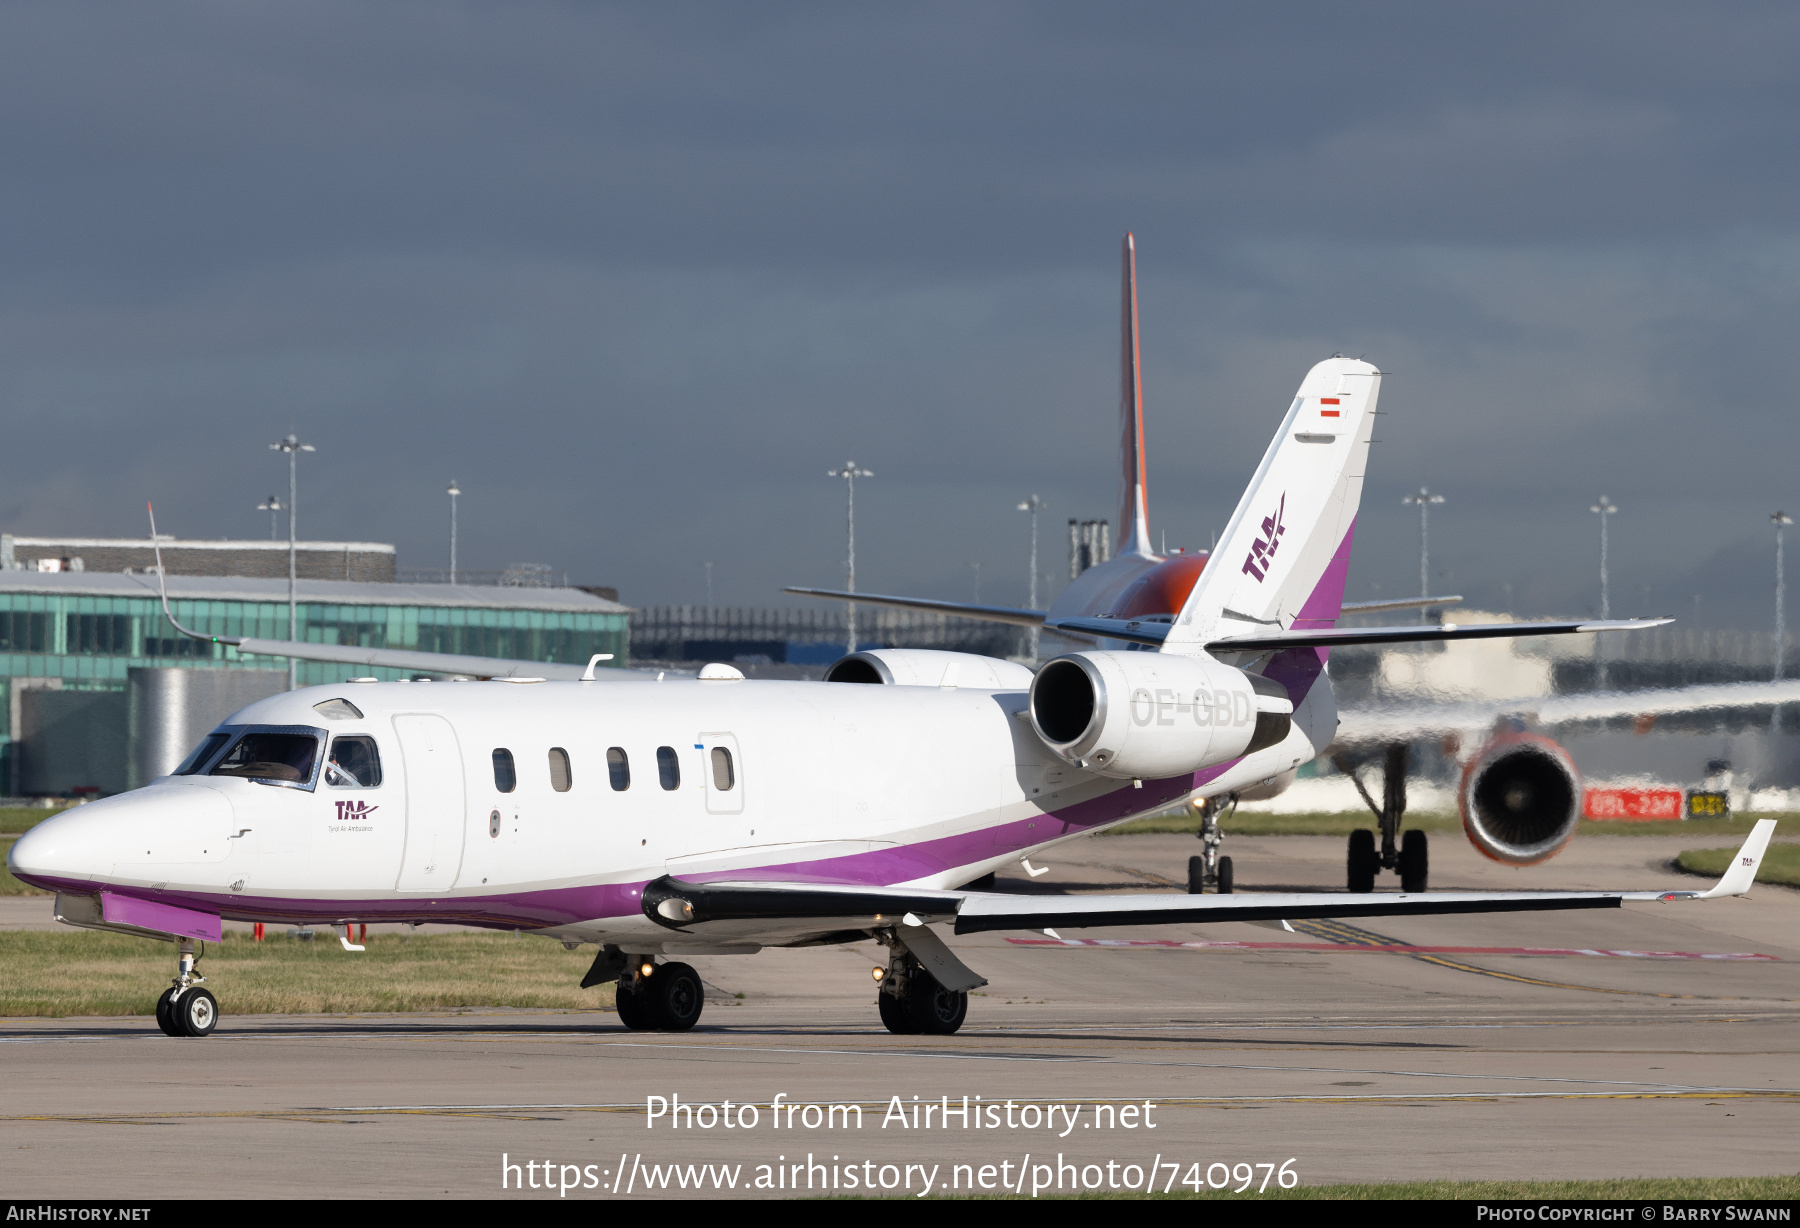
257, 495, 282, 541
828, 457, 871, 651
702, 561, 715, 612
828, 460, 873, 654
968, 561, 982, 604
270, 434, 315, 690
1774, 512, 1792, 683
1017, 494, 1045, 661
1590, 495, 1618, 689
447, 481, 461, 584
1401, 486, 1445, 622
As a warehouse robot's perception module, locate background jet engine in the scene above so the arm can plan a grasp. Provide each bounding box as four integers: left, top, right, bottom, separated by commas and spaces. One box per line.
1028, 650, 1293, 781
1457, 732, 1583, 865
825, 649, 1035, 689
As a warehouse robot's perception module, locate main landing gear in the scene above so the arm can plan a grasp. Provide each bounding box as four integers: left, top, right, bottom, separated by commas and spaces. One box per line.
1334, 745, 1429, 894
613, 956, 705, 1032
154, 939, 218, 1037
1186, 795, 1236, 894
873, 947, 967, 1036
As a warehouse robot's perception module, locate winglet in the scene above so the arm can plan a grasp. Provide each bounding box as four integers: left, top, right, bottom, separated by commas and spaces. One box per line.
146, 503, 240, 647
1693, 819, 1777, 899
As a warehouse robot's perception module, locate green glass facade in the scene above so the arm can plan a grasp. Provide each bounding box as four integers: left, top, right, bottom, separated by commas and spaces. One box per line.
0, 588, 629, 791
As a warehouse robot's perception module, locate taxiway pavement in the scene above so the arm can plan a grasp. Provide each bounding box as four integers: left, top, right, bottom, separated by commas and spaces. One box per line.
3, 830, 1796, 1198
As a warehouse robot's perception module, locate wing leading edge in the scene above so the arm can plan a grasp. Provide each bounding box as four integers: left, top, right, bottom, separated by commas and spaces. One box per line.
640, 821, 1775, 938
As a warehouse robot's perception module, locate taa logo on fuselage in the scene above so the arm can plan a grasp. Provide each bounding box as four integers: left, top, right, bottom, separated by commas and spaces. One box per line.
1240, 493, 1287, 582
334, 800, 378, 822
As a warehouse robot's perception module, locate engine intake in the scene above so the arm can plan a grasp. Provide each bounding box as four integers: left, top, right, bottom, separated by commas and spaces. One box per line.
1458, 733, 1583, 865
1027, 651, 1293, 780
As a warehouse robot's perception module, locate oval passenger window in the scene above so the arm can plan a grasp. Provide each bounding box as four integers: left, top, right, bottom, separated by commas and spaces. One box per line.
656, 746, 680, 791
710, 747, 734, 791
606, 747, 630, 791
492, 748, 516, 793
548, 747, 572, 793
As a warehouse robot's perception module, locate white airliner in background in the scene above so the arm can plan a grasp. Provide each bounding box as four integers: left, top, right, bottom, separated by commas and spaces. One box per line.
7, 243, 1779, 1042
793, 234, 1800, 897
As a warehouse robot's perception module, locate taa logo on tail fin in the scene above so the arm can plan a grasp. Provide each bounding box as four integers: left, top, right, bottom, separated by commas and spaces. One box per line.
1241, 494, 1287, 582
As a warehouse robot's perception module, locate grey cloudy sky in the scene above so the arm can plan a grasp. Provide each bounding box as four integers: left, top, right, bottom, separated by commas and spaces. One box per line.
6, 2, 1800, 625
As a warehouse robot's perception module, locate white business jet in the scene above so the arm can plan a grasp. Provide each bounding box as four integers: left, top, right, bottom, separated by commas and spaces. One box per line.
792, 235, 1800, 896
7, 314, 1777, 1041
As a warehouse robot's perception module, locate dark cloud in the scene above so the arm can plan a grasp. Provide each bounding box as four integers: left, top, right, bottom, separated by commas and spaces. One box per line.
3, 1, 1798, 626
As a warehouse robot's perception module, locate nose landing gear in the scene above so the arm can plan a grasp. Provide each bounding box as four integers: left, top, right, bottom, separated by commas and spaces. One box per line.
154, 939, 218, 1037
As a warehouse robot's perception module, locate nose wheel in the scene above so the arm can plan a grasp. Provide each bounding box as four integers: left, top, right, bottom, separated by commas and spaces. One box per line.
155, 940, 219, 1037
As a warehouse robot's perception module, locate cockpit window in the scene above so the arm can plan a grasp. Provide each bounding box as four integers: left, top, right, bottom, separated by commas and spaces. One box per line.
175, 733, 231, 776
210, 732, 320, 786
325, 736, 382, 788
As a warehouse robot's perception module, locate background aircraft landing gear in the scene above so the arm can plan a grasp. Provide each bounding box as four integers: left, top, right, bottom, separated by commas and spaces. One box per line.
875, 953, 966, 1036
1334, 745, 1428, 894
1185, 795, 1237, 894
155, 940, 217, 1037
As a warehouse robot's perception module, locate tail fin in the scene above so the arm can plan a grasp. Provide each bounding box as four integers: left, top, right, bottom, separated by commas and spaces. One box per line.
1117, 234, 1153, 559
1162, 357, 1381, 652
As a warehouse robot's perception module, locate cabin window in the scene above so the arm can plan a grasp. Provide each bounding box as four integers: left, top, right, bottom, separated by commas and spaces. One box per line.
656, 745, 680, 791
548, 747, 572, 792
176, 732, 230, 776
326, 736, 382, 788
210, 732, 319, 786
606, 747, 630, 791
492, 748, 517, 793
710, 747, 735, 791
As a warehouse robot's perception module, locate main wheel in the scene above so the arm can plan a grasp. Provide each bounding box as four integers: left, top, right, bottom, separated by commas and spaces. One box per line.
643, 962, 704, 1032
1347, 829, 1377, 893
614, 982, 655, 1030
877, 990, 917, 1035
1186, 855, 1205, 894
1399, 829, 1429, 894
175, 987, 218, 1037
1217, 856, 1234, 895
154, 988, 181, 1037
903, 971, 968, 1036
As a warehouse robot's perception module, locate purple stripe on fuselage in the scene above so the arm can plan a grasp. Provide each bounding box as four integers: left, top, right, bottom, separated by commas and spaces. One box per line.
34, 530, 1358, 934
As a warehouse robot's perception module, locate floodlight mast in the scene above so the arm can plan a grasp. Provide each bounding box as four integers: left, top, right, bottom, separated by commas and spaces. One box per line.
447, 481, 461, 585
1589, 495, 1619, 689
1775, 511, 1793, 685
827, 460, 873, 654
1017, 494, 1046, 661
1401, 486, 1446, 623
257, 496, 282, 541
270, 434, 316, 691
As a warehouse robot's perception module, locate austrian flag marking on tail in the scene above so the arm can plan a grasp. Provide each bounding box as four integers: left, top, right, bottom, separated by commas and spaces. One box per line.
1241, 494, 1287, 582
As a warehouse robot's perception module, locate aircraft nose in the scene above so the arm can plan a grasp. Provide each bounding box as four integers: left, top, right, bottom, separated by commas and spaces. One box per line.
6, 787, 234, 889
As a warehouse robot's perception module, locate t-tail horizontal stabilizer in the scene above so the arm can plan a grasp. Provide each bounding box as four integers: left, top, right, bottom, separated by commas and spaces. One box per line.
1042, 615, 1673, 651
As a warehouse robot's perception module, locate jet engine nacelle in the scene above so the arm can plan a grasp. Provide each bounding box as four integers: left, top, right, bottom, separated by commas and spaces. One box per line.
824, 649, 1035, 690
1028, 651, 1293, 780
1458, 732, 1583, 865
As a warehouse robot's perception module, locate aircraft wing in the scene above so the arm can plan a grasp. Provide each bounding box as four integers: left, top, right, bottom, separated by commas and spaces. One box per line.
783, 586, 1047, 628
1338, 679, 1800, 745
226, 637, 655, 681
1042, 615, 1671, 651
639, 821, 1774, 937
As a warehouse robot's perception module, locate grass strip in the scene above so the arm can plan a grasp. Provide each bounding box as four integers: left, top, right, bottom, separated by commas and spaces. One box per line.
0, 806, 72, 837
1677, 842, 1800, 888
1106, 810, 1796, 838
885, 1173, 1800, 1200
0, 928, 616, 1017
0, 840, 48, 896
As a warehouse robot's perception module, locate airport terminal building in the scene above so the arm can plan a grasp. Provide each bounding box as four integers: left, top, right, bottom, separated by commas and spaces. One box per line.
0, 560, 629, 798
